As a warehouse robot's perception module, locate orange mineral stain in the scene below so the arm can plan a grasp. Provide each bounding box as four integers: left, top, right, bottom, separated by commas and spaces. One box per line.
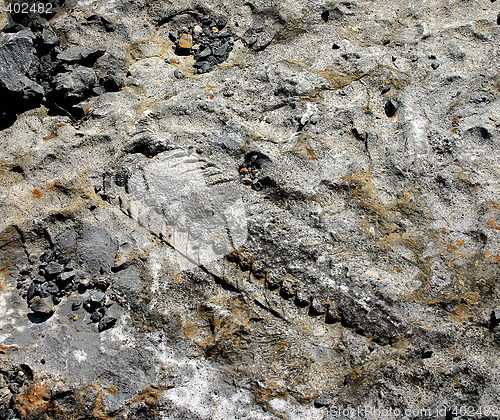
32, 189, 43, 199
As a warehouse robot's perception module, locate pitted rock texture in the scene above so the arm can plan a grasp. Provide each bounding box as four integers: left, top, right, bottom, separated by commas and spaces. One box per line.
0, 0, 499, 418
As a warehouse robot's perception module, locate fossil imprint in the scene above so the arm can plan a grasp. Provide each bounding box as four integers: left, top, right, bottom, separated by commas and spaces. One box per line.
113, 149, 248, 270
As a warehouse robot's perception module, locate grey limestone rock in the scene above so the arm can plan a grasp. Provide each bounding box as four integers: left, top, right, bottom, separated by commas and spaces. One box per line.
0, 0, 499, 418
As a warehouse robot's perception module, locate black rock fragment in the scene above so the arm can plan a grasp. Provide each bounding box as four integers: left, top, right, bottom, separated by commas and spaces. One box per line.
490, 309, 500, 331
90, 308, 105, 323
239, 151, 277, 191
384, 98, 398, 117
44, 261, 64, 276
27, 282, 40, 302
41, 281, 59, 295
52, 65, 97, 104
99, 72, 124, 92
314, 392, 334, 408
216, 16, 228, 30
173, 15, 234, 74
57, 271, 75, 287
72, 299, 82, 311
0, 29, 45, 128
98, 316, 117, 332
421, 348, 433, 359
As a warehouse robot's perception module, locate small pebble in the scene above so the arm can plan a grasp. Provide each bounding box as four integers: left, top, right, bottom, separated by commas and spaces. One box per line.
44, 261, 64, 276
177, 33, 193, 50
174, 69, 185, 79
72, 299, 82, 310
422, 348, 433, 359
431, 62, 440, 70
89, 290, 105, 304
90, 309, 105, 323
216, 15, 228, 30
384, 98, 398, 117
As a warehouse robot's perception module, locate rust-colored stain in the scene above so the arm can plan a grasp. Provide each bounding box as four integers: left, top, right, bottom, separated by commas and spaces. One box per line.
485, 251, 500, 264
203, 85, 217, 100
48, 181, 72, 194
43, 123, 66, 141
0, 344, 19, 354
130, 387, 166, 405
181, 320, 199, 339
14, 384, 51, 418
32, 189, 43, 199
447, 239, 464, 251
486, 216, 500, 230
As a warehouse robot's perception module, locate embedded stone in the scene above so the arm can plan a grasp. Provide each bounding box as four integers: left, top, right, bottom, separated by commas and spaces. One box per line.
29, 297, 55, 315
177, 33, 193, 50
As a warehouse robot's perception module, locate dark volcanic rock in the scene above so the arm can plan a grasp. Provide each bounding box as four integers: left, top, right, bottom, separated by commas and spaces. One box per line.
0, 29, 44, 126
384, 98, 398, 117
75, 223, 117, 277
174, 15, 234, 73
52, 65, 97, 103
56, 46, 106, 66
29, 297, 54, 315
44, 261, 64, 276
98, 316, 116, 332
99, 72, 123, 92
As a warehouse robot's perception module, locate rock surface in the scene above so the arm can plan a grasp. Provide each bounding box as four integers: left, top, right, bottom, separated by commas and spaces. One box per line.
0, 0, 499, 418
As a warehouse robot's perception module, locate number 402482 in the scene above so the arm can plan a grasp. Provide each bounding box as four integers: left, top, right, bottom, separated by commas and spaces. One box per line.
5, 2, 53, 14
